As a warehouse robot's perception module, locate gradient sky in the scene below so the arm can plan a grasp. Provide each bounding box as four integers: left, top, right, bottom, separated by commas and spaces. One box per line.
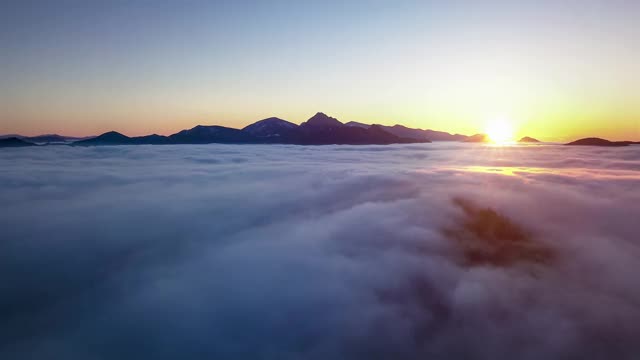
1, 0, 638, 140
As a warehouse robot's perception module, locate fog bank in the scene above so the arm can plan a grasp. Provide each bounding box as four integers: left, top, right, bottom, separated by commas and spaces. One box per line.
1, 143, 639, 359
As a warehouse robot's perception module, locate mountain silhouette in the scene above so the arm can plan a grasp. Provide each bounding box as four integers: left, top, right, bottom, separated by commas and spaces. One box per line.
0, 137, 36, 147
565, 137, 630, 147
71, 112, 428, 146
168, 125, 254, 144
383, 125, 465, 142
292, 113, 421, 145
131, 134, 171, 145
26, 134, 70, 143
25, 113, 635, 148
518, 136, 540, 143
0, 134, 22, 139
74, 131, 133, 145
0, 134, 91, 143
465, 134, 489, 143
345, 122, 467, 141
74, 132, 171, 146
242, 117, 298, 140
344, 121, 370, 129
300, 112, 343, 128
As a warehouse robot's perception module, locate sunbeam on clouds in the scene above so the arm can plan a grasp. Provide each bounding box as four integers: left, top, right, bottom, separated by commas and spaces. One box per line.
1, 143, 639, 359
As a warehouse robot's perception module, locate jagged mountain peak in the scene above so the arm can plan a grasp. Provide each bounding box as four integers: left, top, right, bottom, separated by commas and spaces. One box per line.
302, 112, 343, 127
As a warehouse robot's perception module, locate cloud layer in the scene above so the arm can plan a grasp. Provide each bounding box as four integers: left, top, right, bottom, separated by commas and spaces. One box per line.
1, 143, 639, 359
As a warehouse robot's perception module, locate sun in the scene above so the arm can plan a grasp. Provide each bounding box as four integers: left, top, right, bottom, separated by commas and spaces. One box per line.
485, 119, 515, 144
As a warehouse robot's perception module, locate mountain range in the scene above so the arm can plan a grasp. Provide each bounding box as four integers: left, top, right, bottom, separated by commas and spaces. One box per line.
0, 137, 37, 147
344, 121, 468, 141
2, 112, 638, 148
73, 112, 432, 146
0, 134, 91, 143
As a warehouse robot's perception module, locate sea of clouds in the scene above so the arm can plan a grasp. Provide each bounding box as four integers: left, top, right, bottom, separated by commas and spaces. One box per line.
1, 143, 639, 359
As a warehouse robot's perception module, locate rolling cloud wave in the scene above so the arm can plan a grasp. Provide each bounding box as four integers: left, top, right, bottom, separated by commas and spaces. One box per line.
1, 143, 639, 359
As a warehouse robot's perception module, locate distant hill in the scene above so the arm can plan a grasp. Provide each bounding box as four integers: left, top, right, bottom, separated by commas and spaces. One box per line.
75, 132, 172, 146
242, 117, 298, 140
465, 134, 489, 143
565, 137, 630, 147
168, 125, 252, 144
519, 136, 540, 143
382, 125, 466, 142
422, 129, 469, 142
293, 113, 422, 145
345, 122, 467, 141
26, 134, 70, 143
0, 134, 92, 143
375, 125, 429, 141
74, 131, 133, 146
0, 134, 24, 140
0, 137, 37, 148
344, 121, 370, 129
130, 134, 171, 145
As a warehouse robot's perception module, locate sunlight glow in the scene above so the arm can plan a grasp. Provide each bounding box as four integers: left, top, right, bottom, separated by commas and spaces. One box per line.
450, 166, 640, 180
485, 119, 515, 144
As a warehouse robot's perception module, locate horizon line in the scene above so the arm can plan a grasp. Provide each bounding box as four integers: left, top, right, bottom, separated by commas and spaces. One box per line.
2, 111, 639, 142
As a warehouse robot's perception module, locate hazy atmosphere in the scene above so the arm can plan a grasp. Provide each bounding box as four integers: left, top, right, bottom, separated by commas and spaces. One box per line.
2, 0, 638, 140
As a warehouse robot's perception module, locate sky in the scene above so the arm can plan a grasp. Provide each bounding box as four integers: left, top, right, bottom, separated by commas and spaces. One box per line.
1, 0, 638, 140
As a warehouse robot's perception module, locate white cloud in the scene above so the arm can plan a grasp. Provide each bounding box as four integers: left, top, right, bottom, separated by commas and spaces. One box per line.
1, 143, 639, 359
